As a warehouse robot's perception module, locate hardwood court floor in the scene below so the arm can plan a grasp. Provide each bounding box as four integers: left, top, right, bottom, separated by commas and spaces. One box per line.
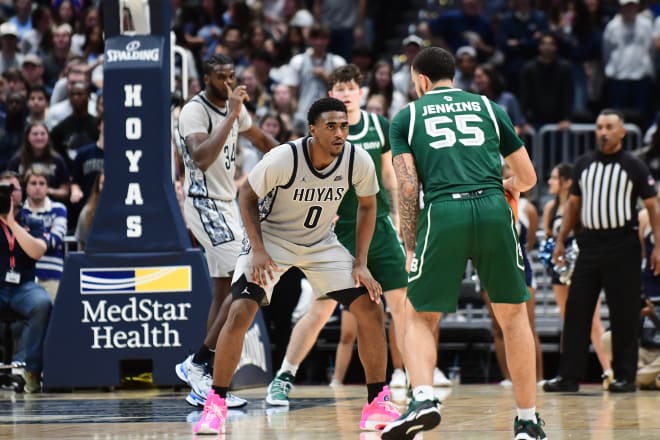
2, 383, 660, 439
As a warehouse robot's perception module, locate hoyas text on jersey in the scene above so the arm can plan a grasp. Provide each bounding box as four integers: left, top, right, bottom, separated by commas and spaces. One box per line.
292, 187, 345, 202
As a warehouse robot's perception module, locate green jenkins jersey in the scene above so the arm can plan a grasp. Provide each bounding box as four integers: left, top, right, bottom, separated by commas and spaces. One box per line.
336, 110, 392, 223
389, 87, 523, 205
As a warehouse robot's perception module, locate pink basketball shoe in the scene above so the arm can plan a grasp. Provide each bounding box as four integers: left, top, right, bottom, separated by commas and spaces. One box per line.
193, 389, 227, 435
360, 386, 401, 431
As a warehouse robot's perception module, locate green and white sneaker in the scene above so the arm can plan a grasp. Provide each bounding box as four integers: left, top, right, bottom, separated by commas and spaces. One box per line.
266, 372, 294, 406
381, 398, 441, 440
514, 413, 547, 440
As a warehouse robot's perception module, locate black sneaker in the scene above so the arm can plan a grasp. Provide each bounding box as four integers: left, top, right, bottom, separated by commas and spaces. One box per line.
381, 398, 441, 440
514, 413, 547, 440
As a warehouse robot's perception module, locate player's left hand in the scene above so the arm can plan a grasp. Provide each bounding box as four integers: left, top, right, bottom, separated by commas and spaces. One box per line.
352, 263, 382, 304
251, 248, 279, 288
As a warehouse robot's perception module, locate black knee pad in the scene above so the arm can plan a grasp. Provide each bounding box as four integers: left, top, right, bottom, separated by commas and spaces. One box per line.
231, 274, 266, 305
326, 286, 367, 309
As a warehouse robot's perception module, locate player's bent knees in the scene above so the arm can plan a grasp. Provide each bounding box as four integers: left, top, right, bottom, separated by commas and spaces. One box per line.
231, 274, 266, 304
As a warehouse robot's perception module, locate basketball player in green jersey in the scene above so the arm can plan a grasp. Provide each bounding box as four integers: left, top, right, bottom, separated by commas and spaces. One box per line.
265, 65, 407, 418
381, 47, 546, 440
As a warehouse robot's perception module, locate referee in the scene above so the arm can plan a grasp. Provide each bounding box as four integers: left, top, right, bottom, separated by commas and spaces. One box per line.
544, 109, 660, 393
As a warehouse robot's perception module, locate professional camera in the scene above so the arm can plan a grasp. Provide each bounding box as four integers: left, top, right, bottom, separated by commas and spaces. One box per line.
0, 183, 14, 215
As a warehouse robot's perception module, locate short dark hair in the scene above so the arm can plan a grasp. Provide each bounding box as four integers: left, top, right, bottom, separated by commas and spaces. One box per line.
203, 54, 234, 75
28, 84, 48, 100
327, 64, 363, 90
599, 108, 625, 123
307, 97, 347, 126
412, 46, 455, 83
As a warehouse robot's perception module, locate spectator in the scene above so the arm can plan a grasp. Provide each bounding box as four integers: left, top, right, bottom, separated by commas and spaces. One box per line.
424, 0, 496, 62
74, 171, 102, 251
313, 0, 367, 61
392, 34, 423, 97
8, 0, 32, 40
2, 67, 28, 98
49, 81, 99, 167
248, 49, 276, 94
70, 5, 99, 56
498, 0, 549, 94
52, 0, 79, 28
283, 24, 346, 134
41, 23, 74, 88
545, 109, 660, 394
238, 66, 270, 117
560, 0, 604, 117
6, 121, 70, 204
20, 4, 53, 55
213, 24, 249, 75
473, 64, 529, 135
258, 111, 290, 144
602, 0, 655, 128
0, 91, 27, 170
69, 115, 103, 232
25, 85, 49, 125
365, 93, 387, 117
20, 164, 67, 301
269, 82, 296, 135
453, 46, 478, 92
363, 60, 407, 120
80, 24, 103, 65
0, 170, 52, 393
0, 22, 23, 74
20, 54, 46, 92
519, 32, 574, 129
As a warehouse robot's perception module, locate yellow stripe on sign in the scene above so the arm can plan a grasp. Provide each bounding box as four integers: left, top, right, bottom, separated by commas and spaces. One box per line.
134, 266, 192, 292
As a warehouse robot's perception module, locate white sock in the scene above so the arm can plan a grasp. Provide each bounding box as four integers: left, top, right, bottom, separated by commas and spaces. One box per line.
412, 385, 434, 402
517, 407, 537, 423
278, 359, 298, 377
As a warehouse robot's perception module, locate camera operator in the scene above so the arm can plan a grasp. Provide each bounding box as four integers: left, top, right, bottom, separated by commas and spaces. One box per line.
0, 171, 52, 393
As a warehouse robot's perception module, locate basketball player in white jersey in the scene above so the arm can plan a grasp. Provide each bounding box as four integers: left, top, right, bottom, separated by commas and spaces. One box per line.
176, 53, 279, 408
194, 98, 398, 435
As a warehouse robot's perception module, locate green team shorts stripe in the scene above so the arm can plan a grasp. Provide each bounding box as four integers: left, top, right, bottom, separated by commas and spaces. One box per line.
407, 191, 529, 312
335, 216, 408, 292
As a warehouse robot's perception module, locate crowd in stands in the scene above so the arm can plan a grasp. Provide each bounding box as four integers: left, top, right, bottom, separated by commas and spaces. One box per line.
0, 0, 659, 392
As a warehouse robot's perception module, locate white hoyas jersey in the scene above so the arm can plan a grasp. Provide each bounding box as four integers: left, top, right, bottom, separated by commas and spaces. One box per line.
248, 136, 378, 247
177, 93, 252, 201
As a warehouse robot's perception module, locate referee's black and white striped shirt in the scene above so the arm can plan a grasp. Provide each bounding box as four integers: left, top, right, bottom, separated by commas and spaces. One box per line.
572, 150, 656, 232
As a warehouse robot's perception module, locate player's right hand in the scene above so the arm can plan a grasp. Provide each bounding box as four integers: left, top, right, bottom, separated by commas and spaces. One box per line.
226, 82, 249, 117
352, 264, 382, 304
251, 248, 279, 288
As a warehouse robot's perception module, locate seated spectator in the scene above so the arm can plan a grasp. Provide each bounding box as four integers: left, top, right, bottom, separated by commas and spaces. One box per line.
69, 115, 103, 208
21, 54, 46, 94
637, 117, 660, 181
41, 23, 74, 89
363, 59, 407, 120
8, 0, 32, 40
0, 91, 27, 170
50, 81, 99, 167
20, 5, 54, 55
473, 64, 529, 134
74, 171, 102, 251
0, 22, 23, 73
0, 170, 52, 393
6, 121, 70, 204
392, 34, 423, 96
453, 46, 478, 92
20, 165, 67, 300
423, 0, 496, 62
239, 66, 271, 118
269, 83, 296, 136
365, 93, 387, 117
25, 85, 49, 125
497, 0, 548, 94
45, 61, 98, 130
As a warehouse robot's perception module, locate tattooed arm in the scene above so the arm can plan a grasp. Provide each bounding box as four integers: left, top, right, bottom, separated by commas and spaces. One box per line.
393, 153, 419, 270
